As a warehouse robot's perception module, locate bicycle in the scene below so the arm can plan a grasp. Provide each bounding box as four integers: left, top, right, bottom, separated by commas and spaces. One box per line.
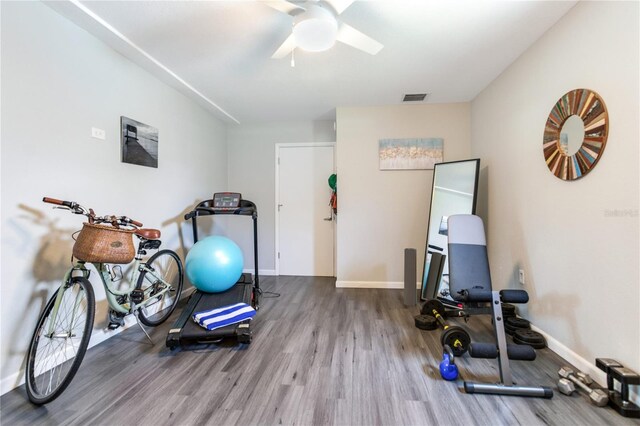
25, 197, 184, 405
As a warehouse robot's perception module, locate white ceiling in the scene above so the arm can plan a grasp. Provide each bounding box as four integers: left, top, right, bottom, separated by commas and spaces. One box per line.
47, 0, 576, 124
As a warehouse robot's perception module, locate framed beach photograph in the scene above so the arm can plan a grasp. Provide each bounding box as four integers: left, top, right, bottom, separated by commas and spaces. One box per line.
379, 137, 443, 170
121, 116, 158, 168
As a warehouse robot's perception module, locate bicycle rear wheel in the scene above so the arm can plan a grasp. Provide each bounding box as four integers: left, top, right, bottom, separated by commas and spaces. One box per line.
25, 277, 94, 405
136, 249, 183, 327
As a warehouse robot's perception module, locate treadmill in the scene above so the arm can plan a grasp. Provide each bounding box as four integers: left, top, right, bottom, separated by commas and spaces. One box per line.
166, 192, 260, 348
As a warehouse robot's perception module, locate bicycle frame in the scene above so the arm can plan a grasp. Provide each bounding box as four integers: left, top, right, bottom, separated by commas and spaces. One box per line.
46, 257, 174, 336
97, 258, 175, 314
45, 265, 90, 338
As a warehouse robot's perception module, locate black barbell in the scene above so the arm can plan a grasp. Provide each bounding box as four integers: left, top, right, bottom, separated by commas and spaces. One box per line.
420, 299, 471, 356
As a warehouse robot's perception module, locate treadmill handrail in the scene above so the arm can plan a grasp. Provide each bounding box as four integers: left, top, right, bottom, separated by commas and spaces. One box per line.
184, 196, 261, 308
184, 199, 257, 220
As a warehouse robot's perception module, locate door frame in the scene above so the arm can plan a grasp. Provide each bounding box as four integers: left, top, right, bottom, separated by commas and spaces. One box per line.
275, 142, 336, 276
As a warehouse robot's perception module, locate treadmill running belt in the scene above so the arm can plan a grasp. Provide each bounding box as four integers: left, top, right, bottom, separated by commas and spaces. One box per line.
166, 273, 253, 347
181, 283, 251, 340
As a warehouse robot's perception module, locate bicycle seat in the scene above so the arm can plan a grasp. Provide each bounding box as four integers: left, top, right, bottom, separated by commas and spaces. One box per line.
134, 228, 161, 240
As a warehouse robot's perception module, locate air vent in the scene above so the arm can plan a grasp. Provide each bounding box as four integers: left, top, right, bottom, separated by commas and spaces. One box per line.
403, 93, 428, 102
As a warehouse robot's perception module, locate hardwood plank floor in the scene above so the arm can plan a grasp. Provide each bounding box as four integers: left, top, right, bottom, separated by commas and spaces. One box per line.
1, 276, 636, 425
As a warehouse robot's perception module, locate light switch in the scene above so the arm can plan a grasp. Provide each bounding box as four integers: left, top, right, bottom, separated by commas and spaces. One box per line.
91, 127, 106, 140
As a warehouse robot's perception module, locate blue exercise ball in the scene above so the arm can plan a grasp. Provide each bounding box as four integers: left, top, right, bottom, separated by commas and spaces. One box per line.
185, 236, 244, 293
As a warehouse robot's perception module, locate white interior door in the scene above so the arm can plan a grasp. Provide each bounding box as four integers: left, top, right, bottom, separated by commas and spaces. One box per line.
277, 143, 335, 276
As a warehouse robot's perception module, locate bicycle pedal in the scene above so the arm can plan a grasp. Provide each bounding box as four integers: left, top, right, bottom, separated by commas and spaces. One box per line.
108, 309, 126, 330
107, 322, 122, 330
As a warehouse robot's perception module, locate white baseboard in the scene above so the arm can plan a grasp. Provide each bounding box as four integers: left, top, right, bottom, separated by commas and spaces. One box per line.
1, 371, 22, 396
336, 280, 404, 289
531, 324, 639, 407
335, 280, 422, 289
243, 268, 276, 276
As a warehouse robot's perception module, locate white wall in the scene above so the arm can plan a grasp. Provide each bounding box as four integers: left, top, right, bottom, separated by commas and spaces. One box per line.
226, 121, 335, 274
336, 104, 471, 287
0, 2, 228, 393
471, 0, 639, 381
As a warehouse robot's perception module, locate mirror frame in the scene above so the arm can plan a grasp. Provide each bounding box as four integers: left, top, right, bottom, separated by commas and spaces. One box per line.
420, 158, 480, 301
543, 88, 609, 181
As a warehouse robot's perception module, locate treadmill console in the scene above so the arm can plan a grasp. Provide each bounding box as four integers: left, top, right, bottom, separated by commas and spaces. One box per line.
213, 192, 242, 211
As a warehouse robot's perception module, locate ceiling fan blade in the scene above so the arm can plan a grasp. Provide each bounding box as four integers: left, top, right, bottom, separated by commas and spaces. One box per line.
336, 22, 383, 55
271, 33, 296, 59
323, 0, 355, 15
264, 0, 305, 15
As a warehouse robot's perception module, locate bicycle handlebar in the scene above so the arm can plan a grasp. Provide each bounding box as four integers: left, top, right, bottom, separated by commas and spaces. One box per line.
42, 197, 77, 209
42, 197, 143, 228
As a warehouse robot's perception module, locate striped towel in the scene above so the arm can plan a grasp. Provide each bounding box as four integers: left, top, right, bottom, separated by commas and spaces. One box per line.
193, 302, 256, 331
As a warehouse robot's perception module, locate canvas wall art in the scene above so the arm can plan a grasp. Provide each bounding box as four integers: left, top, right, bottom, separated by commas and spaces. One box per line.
121, 116, 158, 168
379, 138, 443, 170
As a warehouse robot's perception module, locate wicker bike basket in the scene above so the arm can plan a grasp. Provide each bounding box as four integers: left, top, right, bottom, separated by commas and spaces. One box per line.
72, 222, 135, 264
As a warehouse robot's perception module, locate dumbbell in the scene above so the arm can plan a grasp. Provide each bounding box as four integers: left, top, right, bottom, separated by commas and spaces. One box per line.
558, 366, 608, 406
558, 378, 576, 395
557, 372, 593, 394
420, 300, 470, 356
576, 372, 593, 385
557, 373, 592, 393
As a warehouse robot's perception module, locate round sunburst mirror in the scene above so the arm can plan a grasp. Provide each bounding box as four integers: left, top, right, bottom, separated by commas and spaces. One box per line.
543, 89, 609, 180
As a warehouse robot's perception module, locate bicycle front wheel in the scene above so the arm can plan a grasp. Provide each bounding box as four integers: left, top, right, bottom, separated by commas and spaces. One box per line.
136, 249, 183, 327
25, 277, 95, 405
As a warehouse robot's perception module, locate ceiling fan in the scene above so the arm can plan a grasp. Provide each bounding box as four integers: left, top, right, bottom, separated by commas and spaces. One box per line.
266, 0, 384, 59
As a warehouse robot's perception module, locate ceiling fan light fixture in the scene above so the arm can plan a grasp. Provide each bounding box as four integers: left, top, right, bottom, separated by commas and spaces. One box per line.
293, 5, 338, 52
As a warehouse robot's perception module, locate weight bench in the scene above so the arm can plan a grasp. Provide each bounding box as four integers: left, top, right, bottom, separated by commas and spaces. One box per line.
438, 214, 493, 317
462, 289, 553, 398
448, 215, 553, 398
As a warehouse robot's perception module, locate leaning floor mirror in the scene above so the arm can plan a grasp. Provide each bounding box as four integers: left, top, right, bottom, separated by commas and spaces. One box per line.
421, 159, 480, 301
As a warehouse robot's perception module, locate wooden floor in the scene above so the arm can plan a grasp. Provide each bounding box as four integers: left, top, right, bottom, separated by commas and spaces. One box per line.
1, 276, 636, 425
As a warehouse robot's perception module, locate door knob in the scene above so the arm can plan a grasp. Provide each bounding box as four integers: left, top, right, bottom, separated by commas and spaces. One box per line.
323, 217, 333, 221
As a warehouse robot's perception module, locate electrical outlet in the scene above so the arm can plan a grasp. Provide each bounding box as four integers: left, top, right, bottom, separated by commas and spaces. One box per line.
91, 127, 106, 140
518, 269, 525, 285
